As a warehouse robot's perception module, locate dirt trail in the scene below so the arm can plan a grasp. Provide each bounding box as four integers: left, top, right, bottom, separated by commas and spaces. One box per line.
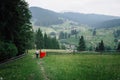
38, 59, 50, 80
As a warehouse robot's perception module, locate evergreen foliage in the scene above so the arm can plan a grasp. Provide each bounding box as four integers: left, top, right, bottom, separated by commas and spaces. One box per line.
113, 30, 120, 38
0, 41, 18, 61
95, 40, 105, 52
30, 7, 63, 26
44, 33, 49, 49
35, 29, 60, 49
59, 31, 65, 39
77, 36, 86, 51
71, 29, 78, 35
35, 28, 44, 49
99, 40, 105, 51
0, 0, 33, 61
117, 42, 120, 52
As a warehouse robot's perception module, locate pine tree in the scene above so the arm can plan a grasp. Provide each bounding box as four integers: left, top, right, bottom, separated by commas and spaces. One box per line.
99, 40, 105, 52
77, 36, 86, 51
95, 40, 105, 52
35, 30, 60, 49
95, 46, 99, 52
0, 0, 32, 56
117, 42, 120, 52
52, 37, 60, 49
44, 33, 49, 49
47, 37, 53, 49
35, 28, 44, 49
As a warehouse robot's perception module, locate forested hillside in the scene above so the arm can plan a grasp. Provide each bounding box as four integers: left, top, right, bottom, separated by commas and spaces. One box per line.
94, 19, 120, 28
30, 7, 120, 28
61, 12, 120, 26
30, 7, 63, 26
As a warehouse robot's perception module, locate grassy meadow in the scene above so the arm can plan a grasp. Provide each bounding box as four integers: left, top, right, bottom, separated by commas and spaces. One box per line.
0, 50, 120, 80
0, 50, 43, 80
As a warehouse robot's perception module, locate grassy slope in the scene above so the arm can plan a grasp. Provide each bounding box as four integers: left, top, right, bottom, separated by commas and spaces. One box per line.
66, 26, 120, 49
0, 50, 43, 80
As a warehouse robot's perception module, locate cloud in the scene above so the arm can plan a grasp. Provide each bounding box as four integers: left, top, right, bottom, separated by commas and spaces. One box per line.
26, 0, 120, 16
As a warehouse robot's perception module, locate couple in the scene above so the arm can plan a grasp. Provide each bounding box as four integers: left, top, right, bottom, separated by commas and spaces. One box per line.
35, 49, 46, 58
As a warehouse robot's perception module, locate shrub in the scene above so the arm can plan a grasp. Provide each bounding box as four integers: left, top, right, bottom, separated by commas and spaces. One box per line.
0, 41, 18, 61
0, 41, 6, 61
5, 42, 18, 58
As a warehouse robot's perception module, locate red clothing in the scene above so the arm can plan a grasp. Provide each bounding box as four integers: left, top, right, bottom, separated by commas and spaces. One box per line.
40, 50, 46, 58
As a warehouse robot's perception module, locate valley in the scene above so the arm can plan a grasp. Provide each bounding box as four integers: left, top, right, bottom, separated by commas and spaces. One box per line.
33, 20, 120, 51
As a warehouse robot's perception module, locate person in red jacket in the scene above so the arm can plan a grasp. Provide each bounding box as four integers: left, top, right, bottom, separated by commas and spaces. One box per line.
40, 50, 46, 58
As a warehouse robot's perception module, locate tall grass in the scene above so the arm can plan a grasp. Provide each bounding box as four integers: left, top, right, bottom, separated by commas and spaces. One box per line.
0, 50, 43, 80
0, 50, 120, 80
43, 53, 120, 80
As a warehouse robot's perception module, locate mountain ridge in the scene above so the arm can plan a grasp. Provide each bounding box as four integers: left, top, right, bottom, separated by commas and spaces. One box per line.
30, 6, 120, 27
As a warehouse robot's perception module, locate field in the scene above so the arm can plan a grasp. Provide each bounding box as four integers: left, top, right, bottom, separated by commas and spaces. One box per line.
0, 50, 120, 80
0, 50, 43, 80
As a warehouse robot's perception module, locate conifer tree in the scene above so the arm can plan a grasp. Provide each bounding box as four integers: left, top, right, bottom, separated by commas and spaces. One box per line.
117, 42, 120, 52
35, 28, 44, 49
95, 40, 105, 52
52, 37, 60, 49
44, 33, 49, 49
77, 36, 86, 51
0, 0, 32, 57
99, 40, 105, 52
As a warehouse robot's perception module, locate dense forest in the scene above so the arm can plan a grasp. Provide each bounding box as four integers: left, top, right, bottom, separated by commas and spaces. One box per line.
94, 19, 120, 28
30, 7, 63, 26
35, 28, 60, 49
0, 0, 33, 61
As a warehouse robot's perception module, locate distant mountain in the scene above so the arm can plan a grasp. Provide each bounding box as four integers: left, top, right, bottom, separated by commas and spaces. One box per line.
30, 7, 120, 27
94, 19, 120, 28
30, 7, 63, 26
61, 12, 120, 26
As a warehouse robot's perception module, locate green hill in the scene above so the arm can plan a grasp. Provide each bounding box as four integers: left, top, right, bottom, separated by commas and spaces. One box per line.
30, 7, 63, 26
94, 19, 120, 28
30, 6, 120, 50
30, 7, 120, 28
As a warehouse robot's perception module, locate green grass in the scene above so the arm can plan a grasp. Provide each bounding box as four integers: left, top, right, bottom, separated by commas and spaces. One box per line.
0, 50, 43, 80
43, 53, 120, 80
0, 50, 120, 80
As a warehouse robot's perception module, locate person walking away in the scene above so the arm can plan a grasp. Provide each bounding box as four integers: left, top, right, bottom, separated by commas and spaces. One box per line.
36, 50, 39, 58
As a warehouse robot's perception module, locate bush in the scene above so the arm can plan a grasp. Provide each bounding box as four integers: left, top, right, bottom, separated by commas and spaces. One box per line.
0, 41, 6, 61
5, 42, 18, 58
0, 41, 18, 61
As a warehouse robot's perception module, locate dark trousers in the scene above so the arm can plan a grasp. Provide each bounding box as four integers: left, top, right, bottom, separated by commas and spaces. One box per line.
36, 54, 38, 58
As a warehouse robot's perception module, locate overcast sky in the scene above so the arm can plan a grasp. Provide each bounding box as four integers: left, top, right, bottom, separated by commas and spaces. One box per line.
25, 0, 120, 17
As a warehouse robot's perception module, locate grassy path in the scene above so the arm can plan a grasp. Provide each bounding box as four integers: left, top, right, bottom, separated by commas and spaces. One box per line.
0, 50, 43, 80
38, 59, 50, 80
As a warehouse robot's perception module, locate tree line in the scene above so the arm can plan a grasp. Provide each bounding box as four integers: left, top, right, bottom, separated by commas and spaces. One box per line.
77, 36, 120, 52
59, 29, 78, 39
35, 28, 60, 49
0, 0, 33, 61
